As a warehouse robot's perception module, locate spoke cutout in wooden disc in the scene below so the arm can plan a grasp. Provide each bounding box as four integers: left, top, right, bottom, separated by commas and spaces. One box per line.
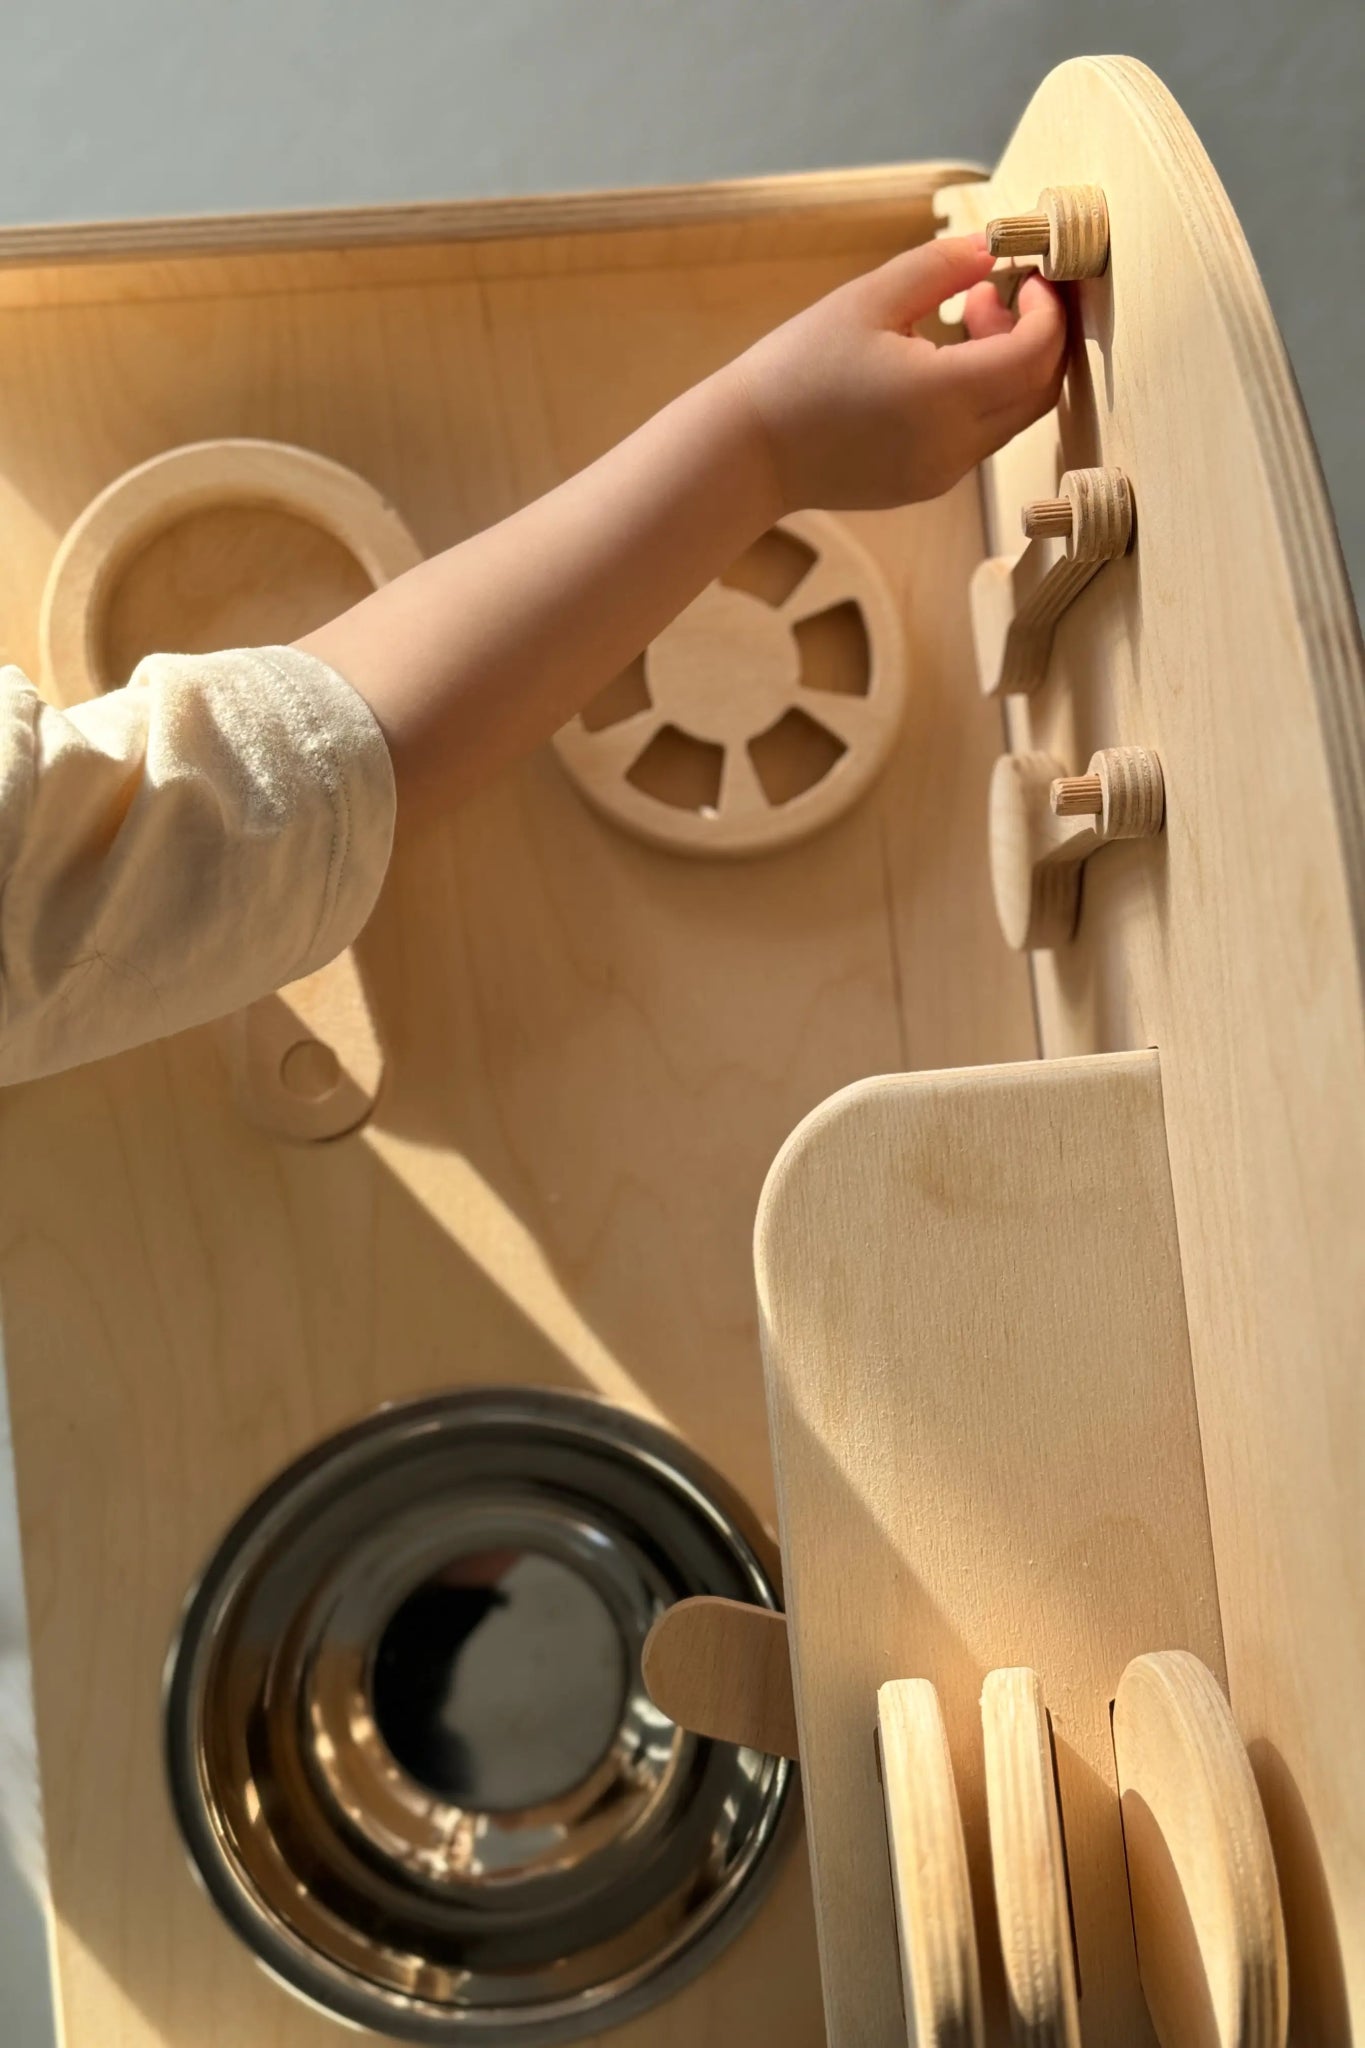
553, 510, 906, 857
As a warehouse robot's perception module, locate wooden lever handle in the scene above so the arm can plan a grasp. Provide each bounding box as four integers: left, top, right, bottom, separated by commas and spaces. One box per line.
989, 745, 1165, 951
969, 467, 1133, 698
1113, 1651, 1288, 2048
642, 1596, 798, 1758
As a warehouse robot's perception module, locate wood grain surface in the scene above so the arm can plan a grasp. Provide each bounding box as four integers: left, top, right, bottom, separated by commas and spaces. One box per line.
758, 1049, 1224, 2046
980, 1668, 1080, 2047
0, 177, 1032, 2048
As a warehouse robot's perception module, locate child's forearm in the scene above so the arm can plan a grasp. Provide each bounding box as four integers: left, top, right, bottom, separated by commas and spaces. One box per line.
298, 364, 779, 823
0, 241, 1063, 1087
297, 236, 1065, 830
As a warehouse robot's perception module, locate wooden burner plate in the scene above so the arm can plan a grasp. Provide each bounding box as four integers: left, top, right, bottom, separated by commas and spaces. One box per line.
554, 511, 905, 858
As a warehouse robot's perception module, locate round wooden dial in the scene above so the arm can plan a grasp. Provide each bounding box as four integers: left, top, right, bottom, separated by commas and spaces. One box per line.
553, 509, 906, 858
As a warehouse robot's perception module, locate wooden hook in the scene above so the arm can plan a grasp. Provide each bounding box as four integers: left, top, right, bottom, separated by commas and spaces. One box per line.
970, 468, 1133, 699
37, 437, 421, 1146
641, 1596, 798, 1758
221, 946, 384, 1143
878, 1679, 984, 2047
989, 744, 1165, 951
986, 184, 1110, 279
981, 1668, 1081, 2047
1112, 1651, 1288, 2048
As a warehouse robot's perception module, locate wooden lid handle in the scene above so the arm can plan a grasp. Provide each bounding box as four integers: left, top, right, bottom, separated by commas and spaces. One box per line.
642, 1596, 798, 1758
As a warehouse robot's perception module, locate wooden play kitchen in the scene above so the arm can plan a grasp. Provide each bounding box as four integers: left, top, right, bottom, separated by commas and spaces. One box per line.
0, 52, 1358, 2048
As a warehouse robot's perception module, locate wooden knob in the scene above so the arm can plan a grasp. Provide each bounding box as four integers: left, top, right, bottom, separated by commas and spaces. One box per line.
1021, 497, 1074, 541
1090, 745, 1165, 839
1050, 773, 1102, 817
988, 210, 1051, 260
987, 184, 1110, 280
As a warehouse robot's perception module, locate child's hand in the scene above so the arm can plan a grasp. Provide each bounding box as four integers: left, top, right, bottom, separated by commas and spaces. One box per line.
299, 236, 1066, 830
730, 234, 1066, 515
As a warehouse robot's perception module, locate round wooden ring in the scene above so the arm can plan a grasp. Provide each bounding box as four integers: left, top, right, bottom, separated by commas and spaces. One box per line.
1113, 1652, 1288, 2048
980, 1668, 1081, 2047
553, 509, 906, 859
40, 437, 425, 706
877, 1678, 984, 2048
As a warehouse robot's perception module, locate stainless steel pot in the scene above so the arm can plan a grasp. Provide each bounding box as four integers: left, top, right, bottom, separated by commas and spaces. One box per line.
164, 1387, 795, 2042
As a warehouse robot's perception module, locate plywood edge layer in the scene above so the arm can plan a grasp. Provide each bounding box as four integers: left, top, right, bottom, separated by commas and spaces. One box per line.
0, 160, 985, 309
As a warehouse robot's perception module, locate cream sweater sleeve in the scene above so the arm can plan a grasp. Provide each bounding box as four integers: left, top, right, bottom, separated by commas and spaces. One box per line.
0, 646, 396, 1086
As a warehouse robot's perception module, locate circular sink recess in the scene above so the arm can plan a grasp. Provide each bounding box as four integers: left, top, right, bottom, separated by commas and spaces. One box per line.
39, 437, 424, 706
164, 1388, 796, 2044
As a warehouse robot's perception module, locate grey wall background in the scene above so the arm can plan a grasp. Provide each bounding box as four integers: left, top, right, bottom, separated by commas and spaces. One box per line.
0, 4, 1360, 2043
1, 0, 1362, 598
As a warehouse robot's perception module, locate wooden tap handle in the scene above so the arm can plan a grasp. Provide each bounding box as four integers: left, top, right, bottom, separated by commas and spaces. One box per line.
970, 467, 1133, 699
989, 746, 1164, 951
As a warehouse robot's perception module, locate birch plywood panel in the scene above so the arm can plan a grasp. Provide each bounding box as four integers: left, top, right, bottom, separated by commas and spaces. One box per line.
0, 179, 1033, 2048
941, 58, 1365, 2033
757, 1051, 1224, 2048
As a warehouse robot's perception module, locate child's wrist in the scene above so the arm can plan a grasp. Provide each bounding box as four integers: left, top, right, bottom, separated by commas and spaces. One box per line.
704, 360, 790, 532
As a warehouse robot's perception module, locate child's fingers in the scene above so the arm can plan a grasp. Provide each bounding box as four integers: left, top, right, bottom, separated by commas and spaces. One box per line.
973, 384, 1061, 462
1013, 271, 1067, 349
961, 281, 1016, 341
940, 274, 1066, 408
863, 234, 997, 328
